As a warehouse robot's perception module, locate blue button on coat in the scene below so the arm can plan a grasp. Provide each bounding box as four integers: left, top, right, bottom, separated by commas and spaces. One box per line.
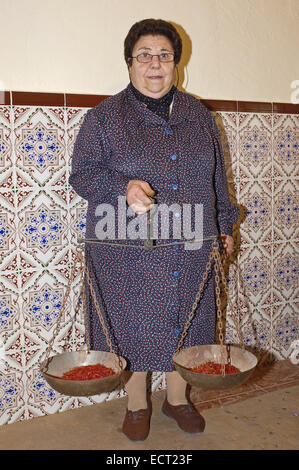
69, 84, 239, 371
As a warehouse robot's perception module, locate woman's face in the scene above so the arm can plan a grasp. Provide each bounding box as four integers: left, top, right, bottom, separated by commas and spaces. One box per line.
128, 34, 176, 99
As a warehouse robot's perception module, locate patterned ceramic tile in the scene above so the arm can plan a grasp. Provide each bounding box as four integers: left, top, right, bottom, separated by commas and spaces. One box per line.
238, 113, 272, 179
272, 303, 298, 359
13, 107, 66, 186
273, 179, 298, 241
0, 103, 298, 426
272, 242, 298, 302
273, 114, 298, 178
237, 245, 272, 305
239, 181, 272, 244
0, 293, 20, 341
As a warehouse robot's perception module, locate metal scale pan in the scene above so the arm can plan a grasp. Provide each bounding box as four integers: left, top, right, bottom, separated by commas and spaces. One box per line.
173, 344, 257, 390
40, 350, 126, 397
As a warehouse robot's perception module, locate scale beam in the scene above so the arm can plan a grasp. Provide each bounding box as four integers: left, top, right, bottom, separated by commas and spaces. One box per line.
77, 236, 218, 249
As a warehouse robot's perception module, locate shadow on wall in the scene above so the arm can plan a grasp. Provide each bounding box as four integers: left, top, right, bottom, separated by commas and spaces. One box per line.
170, 21, 192, 94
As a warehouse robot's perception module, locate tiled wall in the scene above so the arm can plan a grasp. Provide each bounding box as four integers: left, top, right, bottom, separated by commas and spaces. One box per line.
216, 110, 298, 361
0, 92, 298, 425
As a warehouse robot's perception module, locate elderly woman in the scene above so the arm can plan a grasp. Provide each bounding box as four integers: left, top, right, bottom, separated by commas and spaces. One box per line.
69, 19, 239, 441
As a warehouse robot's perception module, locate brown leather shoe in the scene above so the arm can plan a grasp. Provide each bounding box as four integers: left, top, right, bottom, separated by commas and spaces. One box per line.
122, 403, 152, 441
162, 399, 205, 433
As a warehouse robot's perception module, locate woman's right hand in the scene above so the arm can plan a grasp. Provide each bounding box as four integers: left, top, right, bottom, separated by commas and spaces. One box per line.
126, 180, 155, 214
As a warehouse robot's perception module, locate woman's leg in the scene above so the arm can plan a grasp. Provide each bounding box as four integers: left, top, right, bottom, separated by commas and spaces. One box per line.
123, 371, 148, 411
165, 371, 188, 405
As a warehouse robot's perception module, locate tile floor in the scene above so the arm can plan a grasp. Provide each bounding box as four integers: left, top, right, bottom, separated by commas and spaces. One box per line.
0, 360, 298, 451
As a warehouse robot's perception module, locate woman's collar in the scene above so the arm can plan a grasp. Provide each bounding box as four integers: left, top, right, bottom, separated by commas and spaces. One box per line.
124, 83, 199, 126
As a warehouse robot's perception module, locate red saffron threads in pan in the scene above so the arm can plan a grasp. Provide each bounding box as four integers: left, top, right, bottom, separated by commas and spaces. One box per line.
191, 362, 240, 375
62, 364, 115, 380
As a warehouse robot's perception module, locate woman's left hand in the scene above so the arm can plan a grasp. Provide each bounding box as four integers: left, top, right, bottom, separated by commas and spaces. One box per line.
220, 234, 234, 258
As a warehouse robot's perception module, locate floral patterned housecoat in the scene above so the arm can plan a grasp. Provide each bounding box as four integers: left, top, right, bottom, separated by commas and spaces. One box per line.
69, 84, 239, 371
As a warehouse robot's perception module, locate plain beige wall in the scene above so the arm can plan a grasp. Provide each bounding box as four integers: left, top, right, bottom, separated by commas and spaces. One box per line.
1, 0, 299, 102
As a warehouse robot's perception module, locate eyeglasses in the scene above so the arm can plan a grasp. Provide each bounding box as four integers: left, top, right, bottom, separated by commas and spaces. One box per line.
130, 52, 175, 63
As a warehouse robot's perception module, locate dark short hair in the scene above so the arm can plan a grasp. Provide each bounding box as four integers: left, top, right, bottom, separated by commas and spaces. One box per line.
124, 19, 182, 65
